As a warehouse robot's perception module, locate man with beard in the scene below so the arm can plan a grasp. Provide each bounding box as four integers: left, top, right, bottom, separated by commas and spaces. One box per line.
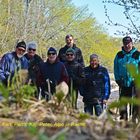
58, 34, 85, 67
0, 41, 28, 86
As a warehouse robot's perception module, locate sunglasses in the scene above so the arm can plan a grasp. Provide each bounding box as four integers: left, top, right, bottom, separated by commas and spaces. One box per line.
28, 48, 36, 51
66, 53, 74, 56
48, 53, 56, 55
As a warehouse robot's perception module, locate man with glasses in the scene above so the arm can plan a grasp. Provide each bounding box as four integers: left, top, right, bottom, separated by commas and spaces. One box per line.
64, 48, 85, 109
24, 41, 43, 85
0, 41, 28, 86
114, 36, 140, 120
58, 34, 85, 67
36, 47, 69, 101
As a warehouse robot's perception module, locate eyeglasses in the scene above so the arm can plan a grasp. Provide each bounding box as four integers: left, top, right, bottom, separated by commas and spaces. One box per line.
48, 53, 56, 55
66, 53, 74, 56
28, 48, 36, 51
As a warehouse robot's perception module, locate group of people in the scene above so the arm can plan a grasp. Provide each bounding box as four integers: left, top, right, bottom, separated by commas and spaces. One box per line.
0, 34, 138, 120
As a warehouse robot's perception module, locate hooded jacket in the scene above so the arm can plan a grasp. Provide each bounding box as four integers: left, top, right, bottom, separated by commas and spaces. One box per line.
114, 47, 140, 87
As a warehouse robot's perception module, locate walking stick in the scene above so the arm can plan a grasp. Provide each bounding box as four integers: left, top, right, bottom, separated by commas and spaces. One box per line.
45, 79, 52, 101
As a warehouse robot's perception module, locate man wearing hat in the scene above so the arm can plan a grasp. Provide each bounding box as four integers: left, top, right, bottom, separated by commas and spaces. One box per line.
58, 34, 85, 67
82, 54, 110, 116
0, 40, 28, 86
24, 41, 43, 85
114, 36, 140, 120
36, 47, 69, 101
64, 48, 85, 109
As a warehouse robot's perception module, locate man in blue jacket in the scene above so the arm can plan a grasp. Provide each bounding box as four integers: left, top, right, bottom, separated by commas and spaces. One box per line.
114, 36, 140, 120
0, 41, 28, 86
82, 54, 110, 116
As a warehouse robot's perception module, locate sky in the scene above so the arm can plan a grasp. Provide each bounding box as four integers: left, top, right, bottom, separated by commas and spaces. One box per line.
72, 0, 127, 37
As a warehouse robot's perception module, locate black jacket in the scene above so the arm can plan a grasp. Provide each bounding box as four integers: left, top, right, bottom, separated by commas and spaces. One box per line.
58, 44, 85, 67
64, 60, 85, 90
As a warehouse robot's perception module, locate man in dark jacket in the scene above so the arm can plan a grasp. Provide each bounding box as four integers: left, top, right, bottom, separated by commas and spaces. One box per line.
0, 41, 28, 86
36, 47, 69, 101
64, 48, 85, 109
58, 34, 85, 67
24, 41, 43, 85
82, 54, 110, 116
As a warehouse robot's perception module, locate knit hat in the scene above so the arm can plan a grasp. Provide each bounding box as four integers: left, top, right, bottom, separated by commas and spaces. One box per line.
16, 41, 26, 50
90, 54, 99, 60
66, 48, 75, 55
122, 36, 132, 45
47, 47, 57, 55
27, 41, 37, 50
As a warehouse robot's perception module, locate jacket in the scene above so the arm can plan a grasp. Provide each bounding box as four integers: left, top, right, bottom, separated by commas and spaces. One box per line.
114, 47, 140, 87
82, 65, 110, 103
64, 60, 85, 90
58, 44, 85, 67
0, 52, 28, 86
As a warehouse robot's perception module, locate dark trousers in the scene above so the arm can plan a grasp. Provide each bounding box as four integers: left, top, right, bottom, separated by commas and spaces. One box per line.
119, 86, 137, 120
84, 102, 103, 116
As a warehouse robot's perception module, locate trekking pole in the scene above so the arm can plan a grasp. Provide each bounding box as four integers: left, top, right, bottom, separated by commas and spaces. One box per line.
130, 86, 135, 120
38, 87, 42, 101
115, 86, 121, 119
46, 79, 52, 101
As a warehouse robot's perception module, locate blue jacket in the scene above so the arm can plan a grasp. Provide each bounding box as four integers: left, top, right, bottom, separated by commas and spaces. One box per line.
36, 58, 69, 95
0, 52, 28, 85
82, 65, 110, 103
114, 47, 140, 87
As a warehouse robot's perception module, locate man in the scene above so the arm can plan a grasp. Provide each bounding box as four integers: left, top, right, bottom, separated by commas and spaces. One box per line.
82, 54, 110, 116
114, 36, 140, 120
24, 41, 43, 85
0, 41, 28, 86
36, 47, 69, 101
58, 34, 85, 67
64, 48, 85, 109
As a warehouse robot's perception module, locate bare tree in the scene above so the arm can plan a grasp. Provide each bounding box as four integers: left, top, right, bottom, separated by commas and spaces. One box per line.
103, 0, 140, 41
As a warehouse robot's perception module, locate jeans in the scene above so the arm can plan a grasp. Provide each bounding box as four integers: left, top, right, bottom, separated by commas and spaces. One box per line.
84, 102, 103, 116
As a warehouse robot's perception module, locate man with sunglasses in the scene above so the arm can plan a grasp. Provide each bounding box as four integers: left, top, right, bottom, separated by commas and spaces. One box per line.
58, 34, 85, 67
24, 41, 43, 86
114, 36, 140, 120
0, 41, 28, 86
64, 48, 85, 109
36, 47, 69, 101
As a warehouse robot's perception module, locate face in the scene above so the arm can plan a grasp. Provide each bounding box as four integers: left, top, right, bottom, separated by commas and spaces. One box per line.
27, 48, 36, 57
90, 58, 99, 68
66, 53, 75, 61
47, 52, 57, 63
123, 42, 133, 52
16, 47, 26, 58
66, 36, 74, 47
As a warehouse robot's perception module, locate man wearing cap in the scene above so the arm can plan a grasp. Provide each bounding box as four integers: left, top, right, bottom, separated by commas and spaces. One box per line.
114, 36, 140, 120
58, 34, 85, 67
24, 41, 43, 85
82, 54, 110, 116
36, 47, 69, 101
0, 41, 28, 86
64, 48, 85, 109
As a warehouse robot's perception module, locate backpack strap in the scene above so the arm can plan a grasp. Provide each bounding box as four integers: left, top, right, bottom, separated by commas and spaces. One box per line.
117, 51, 124, 59
132, 51, 140, 60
